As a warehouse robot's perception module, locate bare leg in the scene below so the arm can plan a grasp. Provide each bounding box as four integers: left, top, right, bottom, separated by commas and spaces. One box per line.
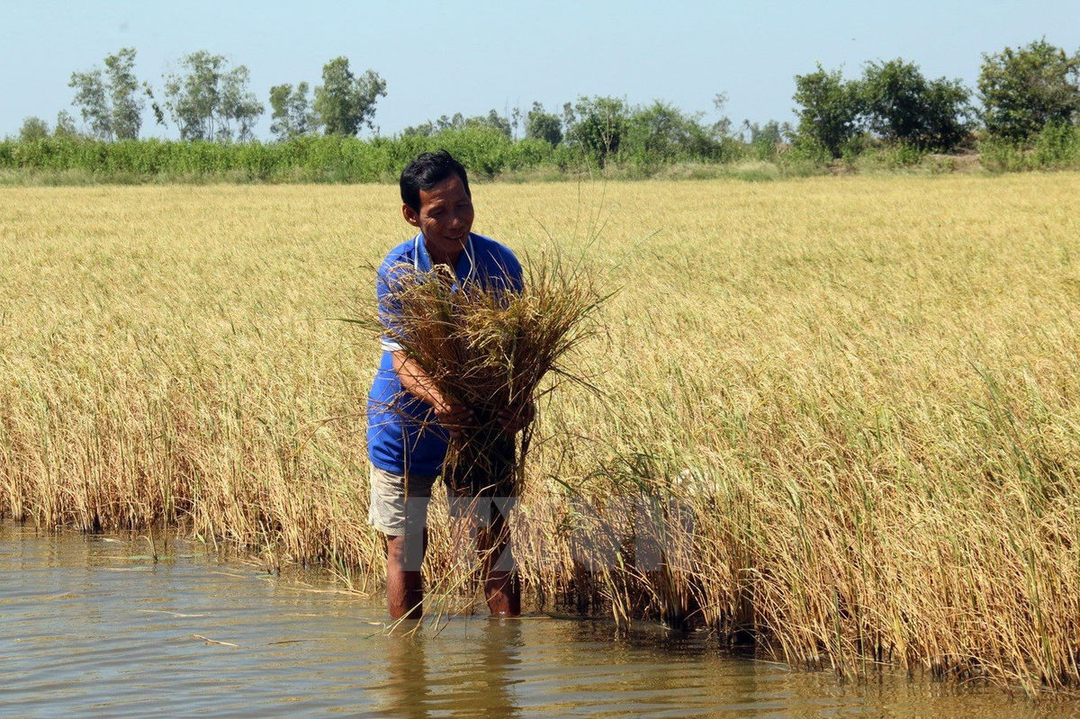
385, 530, 427, 620
478, 515, 520, 617
484, 569, 520, 616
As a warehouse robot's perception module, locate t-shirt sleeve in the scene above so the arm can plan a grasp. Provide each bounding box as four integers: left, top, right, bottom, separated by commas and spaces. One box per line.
493, 247, 524, 294
507, 251, 524, 293
376, 260, 405, 353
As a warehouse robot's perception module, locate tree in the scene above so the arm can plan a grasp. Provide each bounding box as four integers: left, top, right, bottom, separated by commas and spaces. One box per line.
19, 117, 49, 142
921, 77, 973, 151
103, 48, 143, 140
54, 110, 78, 138
746, 120, 786, 145
565, 96, 630, 163
860, 58, 971, 150
269, 82, 313, 140
510, 106, 522, 139
978, 39, 1080, 141
479, 109, 512, 139
69, 66, 111, 140
312, 56, 386, 136
626, 101, 709, 162
219, 65, 263, 141
145, 84, 166, 128
561, 102, 576, 132
401, 119, 437, 137
439, 114, 463, 132
712, 92, 734, 138
792, 64, 863, 157
69, 48, 144, 141
163, 51, 264, 141
525, 102, 562, 146
402, 110, 512, 139
163, 51, 223, 140
744, 119, 792, 158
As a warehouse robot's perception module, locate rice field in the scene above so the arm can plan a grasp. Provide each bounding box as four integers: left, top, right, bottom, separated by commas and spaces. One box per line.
2, 175, 1079, 693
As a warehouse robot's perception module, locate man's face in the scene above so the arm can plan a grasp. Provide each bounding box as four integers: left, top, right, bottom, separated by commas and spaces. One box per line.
402, 174, 474, 262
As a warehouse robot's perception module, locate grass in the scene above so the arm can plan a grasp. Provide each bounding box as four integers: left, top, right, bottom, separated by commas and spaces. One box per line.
1, 175, 1080, 694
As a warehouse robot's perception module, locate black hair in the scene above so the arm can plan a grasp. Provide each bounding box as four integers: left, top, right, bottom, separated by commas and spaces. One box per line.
399, 150, 471, 213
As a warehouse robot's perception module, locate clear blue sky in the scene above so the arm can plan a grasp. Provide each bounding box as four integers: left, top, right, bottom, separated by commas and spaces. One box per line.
1, 0, 1077, 139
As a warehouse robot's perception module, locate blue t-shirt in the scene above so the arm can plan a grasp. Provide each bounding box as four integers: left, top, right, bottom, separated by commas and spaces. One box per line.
367, 232, 524, 476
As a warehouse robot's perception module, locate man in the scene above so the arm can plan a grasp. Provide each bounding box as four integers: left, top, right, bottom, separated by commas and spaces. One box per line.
367, 150, 533, 620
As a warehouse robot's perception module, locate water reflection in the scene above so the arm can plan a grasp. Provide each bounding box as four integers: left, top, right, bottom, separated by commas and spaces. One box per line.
382, 634, 433, 719
378, 621, 523, 718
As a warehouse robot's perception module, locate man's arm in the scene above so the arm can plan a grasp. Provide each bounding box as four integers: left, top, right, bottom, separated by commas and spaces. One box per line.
393, 350, 533, 436
391, 350, 475, 438
385, 248, 532, 437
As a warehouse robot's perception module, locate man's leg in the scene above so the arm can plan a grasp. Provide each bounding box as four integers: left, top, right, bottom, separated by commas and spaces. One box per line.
447, 493, 520, 616
385, 530, 427, 620
445, 434, 521, 617
370, 465, 434, 620
478, 499, 520, 617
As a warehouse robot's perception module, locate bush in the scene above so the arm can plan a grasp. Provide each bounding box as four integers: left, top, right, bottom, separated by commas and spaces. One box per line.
978, 39, 1080, 142
1033, 123, 1080, 168
860, 59, 971, 151
6, 118, 1066, 182
793, 65, 863, 158
0, 128, 742, 183
853, 142, 929, 172
978, 136, 1031, 172
979, 123, 1080, 171
0, 140, 14, 167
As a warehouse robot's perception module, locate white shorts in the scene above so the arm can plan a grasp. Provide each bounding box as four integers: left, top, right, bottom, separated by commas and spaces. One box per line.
367, 465, 516, 537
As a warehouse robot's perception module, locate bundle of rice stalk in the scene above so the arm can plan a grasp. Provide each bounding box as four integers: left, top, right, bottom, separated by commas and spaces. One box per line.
377, 253, 605, 497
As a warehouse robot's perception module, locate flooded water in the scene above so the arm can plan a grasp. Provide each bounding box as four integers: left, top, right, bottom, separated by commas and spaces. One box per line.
0, 521, 1075, 718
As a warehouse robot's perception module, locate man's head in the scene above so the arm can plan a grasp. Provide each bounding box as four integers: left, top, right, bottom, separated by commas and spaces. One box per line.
400, 150, 475, 263
399, 150, 471, 214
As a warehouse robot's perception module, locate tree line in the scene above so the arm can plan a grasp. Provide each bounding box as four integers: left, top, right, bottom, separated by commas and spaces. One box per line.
20, 50, 385, 145
792, 39, 1080, 158
8, 39, 1080, 177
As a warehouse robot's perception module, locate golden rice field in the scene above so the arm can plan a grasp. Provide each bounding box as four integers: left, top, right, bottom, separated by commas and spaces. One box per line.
2, 175, 1079, 694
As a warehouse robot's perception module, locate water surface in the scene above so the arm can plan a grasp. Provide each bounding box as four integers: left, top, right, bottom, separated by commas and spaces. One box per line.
0, 522, 1074, 718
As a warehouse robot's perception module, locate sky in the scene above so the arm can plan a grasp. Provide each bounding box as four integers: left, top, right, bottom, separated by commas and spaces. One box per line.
1, 0, 1078, 139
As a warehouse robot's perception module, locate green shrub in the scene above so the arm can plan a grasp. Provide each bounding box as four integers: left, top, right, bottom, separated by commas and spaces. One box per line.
0, 140, 14, 168
978, 136, 1031, 172
1032, 123, 1080, 168
786, 137, 832, 165
979, 124, 1080, 172
5, 122, 1066, 183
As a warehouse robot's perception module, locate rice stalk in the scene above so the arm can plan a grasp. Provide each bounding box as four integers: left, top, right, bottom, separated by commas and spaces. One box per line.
362, 250, 606, 496
2, 178, 1080, 695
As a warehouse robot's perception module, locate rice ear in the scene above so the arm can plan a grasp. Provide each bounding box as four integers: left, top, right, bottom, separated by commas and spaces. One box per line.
365, 253, 605, 494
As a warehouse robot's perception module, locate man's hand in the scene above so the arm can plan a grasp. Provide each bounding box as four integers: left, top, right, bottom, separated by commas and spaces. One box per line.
497, 398, 535, 435
431, 396, 475, 440
393, 350, 475, 438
